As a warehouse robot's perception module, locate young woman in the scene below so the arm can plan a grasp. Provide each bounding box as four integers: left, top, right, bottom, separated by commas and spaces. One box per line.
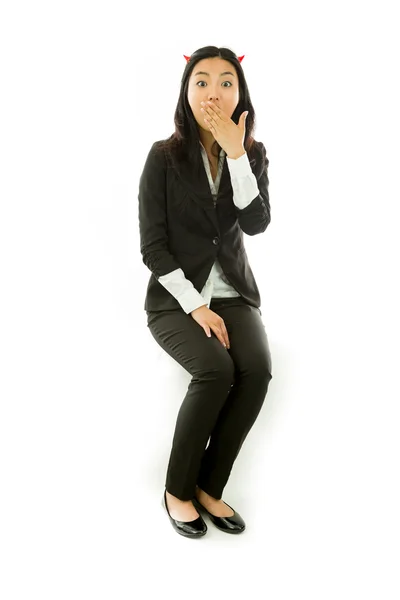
138, 45, 273, 538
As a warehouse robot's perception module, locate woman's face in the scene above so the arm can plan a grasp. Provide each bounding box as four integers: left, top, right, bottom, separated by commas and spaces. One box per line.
187, 57, 240, 133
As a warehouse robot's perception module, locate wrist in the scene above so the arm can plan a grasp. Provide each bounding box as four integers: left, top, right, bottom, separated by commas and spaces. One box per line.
191, 304, 207, 314
226, 148, 246, 160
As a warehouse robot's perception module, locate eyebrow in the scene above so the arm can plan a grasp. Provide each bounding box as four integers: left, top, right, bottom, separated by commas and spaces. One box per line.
193, 71, 235, 77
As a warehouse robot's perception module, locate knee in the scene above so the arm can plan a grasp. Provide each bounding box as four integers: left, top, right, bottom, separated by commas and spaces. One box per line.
196, 355, 235, 388
250, 354, 273, 382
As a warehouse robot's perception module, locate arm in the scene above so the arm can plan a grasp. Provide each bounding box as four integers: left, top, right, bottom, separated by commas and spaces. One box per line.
158, 268, 208, 314
226, 150, 260, 210
226, 142, 271, 236
138, 142, 207, 313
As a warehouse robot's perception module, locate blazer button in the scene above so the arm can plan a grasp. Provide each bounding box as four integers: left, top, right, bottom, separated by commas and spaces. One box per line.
213, 237, 219, 245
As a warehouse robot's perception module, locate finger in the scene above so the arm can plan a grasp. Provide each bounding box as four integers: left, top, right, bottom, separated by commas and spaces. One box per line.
203, 104, 220, 122
220, 323, 230, 348
211, 325, 227, 348
202, 112, 217, 130
204, 117, 216, 134
206, 101, 226, 120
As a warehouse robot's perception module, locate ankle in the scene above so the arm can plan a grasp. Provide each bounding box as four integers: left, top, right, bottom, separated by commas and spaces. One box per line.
196, 486, 218, 502
166, 490, 190, 504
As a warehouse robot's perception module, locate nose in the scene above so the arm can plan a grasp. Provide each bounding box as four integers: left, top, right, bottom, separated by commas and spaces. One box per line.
207, 92, 219, 102
207, 95, 220, 109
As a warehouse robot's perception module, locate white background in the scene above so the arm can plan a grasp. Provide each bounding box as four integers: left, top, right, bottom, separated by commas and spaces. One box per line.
1, 1, 399, 598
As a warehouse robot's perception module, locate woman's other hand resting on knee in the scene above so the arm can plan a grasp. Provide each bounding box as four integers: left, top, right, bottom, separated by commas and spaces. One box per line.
190, 305, 230, 349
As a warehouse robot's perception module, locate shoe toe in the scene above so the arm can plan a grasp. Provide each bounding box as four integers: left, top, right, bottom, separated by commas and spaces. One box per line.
192, 497, 246, 534
214, 512, 246, 533
175, 515, 207, 537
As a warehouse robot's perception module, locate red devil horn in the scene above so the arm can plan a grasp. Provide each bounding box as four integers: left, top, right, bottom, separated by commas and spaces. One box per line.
183, 55, 191, 62
237, 55, 245, 63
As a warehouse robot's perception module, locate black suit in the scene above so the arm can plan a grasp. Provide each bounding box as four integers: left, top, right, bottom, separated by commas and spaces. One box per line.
138, 140, 271, 312
139, 140, 273, 502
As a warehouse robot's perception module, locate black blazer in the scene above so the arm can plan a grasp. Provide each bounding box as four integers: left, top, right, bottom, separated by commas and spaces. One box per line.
138, 139, 271, 312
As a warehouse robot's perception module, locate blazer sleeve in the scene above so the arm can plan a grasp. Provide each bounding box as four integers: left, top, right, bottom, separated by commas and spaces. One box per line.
233, 141, 271, 236
138, 142, 208, 314
138, 142, 184, 277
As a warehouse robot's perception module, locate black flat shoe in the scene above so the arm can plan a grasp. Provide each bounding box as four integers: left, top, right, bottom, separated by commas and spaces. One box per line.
161, 490, 207, 538
192, 495, 246, 534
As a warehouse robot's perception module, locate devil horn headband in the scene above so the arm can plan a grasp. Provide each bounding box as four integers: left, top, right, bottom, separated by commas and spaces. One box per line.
184, 54, 244, 63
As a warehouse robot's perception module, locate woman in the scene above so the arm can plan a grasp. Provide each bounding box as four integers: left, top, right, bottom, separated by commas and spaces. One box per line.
138, 45, 273, 538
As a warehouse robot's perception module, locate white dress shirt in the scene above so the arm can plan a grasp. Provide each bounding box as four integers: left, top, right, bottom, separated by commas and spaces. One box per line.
157, 141, 260, 314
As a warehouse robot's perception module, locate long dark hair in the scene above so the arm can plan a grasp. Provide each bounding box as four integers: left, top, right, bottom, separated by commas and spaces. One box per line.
156, 45, 265, 174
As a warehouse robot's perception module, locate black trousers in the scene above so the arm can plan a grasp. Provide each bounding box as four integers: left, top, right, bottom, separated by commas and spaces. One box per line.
146, 296, 273, 501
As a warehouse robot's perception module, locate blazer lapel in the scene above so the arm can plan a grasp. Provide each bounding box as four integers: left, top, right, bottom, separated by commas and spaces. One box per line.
172, 149, 233, 233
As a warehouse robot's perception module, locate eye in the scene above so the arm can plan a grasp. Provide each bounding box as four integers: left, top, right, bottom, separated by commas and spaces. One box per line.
196, 81, 232, 87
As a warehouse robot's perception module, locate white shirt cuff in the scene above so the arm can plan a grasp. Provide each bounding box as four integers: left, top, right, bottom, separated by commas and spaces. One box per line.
226, 151, 253, 178
226, 152, 260, 210
158, 268, 207, 314
178, 288, 208, 314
